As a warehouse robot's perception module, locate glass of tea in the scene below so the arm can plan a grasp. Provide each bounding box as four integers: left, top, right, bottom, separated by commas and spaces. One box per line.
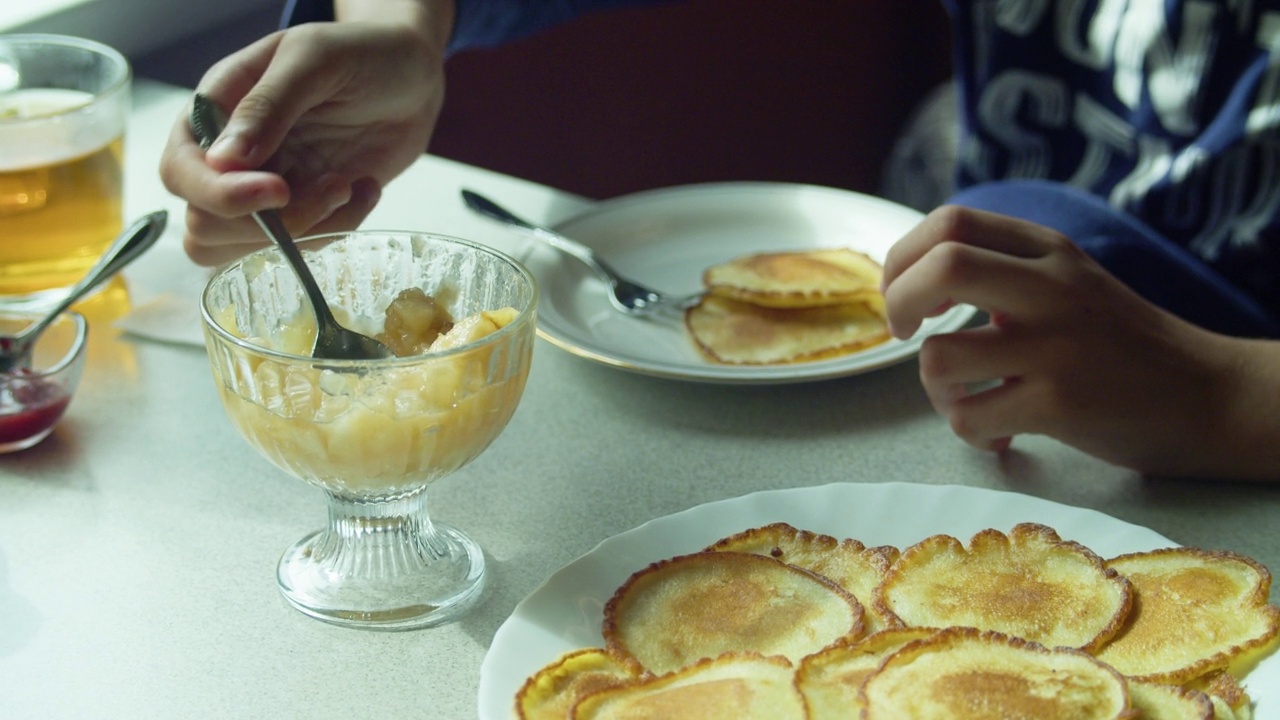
0, 34, 131, 310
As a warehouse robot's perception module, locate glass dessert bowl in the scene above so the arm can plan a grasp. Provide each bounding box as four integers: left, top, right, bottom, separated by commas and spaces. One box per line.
0, 310, 87, 453
201, 231, 538, 630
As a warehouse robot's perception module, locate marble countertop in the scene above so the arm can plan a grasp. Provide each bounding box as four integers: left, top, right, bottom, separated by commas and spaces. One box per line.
0, 80, 1276, 720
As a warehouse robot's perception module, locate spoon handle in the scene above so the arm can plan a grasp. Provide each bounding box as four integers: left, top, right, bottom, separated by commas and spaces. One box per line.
461, 189, 624, 285
81, 210, 168, 295
17, 210, 167, 342
250, 208, 341, 327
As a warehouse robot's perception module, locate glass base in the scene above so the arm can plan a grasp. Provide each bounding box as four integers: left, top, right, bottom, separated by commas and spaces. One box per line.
276, 492, 486, 631
0, 426, 56, 454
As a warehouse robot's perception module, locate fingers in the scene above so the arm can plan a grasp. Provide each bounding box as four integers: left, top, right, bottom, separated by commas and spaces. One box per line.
949, 385, 1023, 452
179, 177, 379, 267
883, 205, 1062, 287
884, 241, 1055, 339
195, 32, 297, 171
302, 177, 382, 236
197, 29, 343, 173
917, 325, 1026, 397
882, 206, 1077, 339
160, 110, 291, 206
182, 215, 269, 266
197, 32, 287, 110
918, 327, 1031, 452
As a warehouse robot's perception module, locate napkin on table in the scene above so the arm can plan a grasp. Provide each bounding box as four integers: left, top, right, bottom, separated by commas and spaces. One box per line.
114, 232, 210, 348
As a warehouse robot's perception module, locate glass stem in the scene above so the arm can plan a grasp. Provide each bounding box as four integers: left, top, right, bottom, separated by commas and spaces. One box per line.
309, 489, 449, 578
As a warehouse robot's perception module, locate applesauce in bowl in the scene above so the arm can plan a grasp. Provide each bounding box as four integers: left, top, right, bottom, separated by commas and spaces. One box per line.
203, 232, 537, 500
201, 230, 537, 629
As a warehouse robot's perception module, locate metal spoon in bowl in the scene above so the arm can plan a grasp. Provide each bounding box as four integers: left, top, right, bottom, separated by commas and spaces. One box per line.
0, 210, 167, 374
188, 93, 392, 361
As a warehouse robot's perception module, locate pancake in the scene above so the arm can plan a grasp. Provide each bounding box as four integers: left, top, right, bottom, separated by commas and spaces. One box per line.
795, 627, 939, 719
1095, 548, 1280, 684
602, 551, 864, 674
570, 652, 805, 720
858, 627, 1132, 719
706, 522, 900, 633
1188, 671, 1254, 720
516, 648, 646, 720
872, 523, 1133, 652
684, 295, 889, 365
1127, 681, 1214, 720
702, 248, 884, 309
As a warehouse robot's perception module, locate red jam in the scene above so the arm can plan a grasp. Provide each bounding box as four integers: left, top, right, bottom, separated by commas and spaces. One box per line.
0, 369, 71, 445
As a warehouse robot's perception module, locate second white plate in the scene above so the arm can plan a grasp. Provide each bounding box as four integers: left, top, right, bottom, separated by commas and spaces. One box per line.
477, 482, 1280, 720
520, 182, 975, 384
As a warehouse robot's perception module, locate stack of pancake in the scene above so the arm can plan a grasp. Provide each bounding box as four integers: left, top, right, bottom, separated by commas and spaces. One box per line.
684, 249, 891, 365
515, 522, 1280, 719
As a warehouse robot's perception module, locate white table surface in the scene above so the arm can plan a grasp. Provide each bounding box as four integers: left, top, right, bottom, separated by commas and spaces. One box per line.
1, 79, 1277, 720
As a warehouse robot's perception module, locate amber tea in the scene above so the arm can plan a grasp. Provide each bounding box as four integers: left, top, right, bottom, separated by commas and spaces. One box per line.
0, 36, 130, 308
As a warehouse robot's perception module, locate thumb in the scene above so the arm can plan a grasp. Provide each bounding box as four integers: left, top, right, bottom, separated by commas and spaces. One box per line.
203, 37, 336, 171
206, 87, 303, 171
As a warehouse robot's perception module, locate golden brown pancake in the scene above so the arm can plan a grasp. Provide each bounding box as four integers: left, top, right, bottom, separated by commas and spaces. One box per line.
1095, 548, 1280, 684
1188, 671, 1253, 720
602, 551, 864, 674
706, 522, 900, 633
1127, 681, 1215, 720
873, 523, 1133, 652
513, 522, 1280, 719
570, 652, 806, 720
516, 648, 646, 720
795, 627, 939, 719
858, 627, 1133, 719
684, 295, 889, 365
702, 248, 884, 309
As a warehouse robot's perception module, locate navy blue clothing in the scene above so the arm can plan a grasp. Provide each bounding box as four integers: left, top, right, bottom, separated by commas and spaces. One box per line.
942, 0, 1280, 337
280, 0, 669, 55
281, 0, 1280, 336
953, 180, 1280, 337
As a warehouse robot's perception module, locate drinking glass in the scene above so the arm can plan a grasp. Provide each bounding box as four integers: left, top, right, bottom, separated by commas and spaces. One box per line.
201, 231, 538, 629
0, 34, 130, 309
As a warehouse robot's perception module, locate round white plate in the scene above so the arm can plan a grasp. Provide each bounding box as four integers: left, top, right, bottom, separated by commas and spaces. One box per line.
477, 482, 1279, 718
521, 182, 975, 384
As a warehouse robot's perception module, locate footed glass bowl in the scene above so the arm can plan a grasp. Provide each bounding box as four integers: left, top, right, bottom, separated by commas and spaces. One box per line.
201, 231, 537, 630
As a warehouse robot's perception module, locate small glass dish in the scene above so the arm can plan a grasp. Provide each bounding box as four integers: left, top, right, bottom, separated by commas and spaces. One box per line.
0, 311, 87, 453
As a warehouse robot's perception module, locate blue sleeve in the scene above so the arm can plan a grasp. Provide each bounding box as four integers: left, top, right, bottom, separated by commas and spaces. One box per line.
279, 0, 670, 54
280, 0, 333, 26
948, 180, 1280, 339
450, 0, 670, 51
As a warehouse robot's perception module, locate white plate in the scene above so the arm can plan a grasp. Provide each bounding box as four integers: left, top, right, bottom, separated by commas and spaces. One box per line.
522, 182, 975, 384
478, 482, 1280, 719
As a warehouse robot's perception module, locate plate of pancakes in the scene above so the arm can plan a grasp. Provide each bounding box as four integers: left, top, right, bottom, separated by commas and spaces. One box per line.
519, 182, 975, 384
478, 482, 1280, 719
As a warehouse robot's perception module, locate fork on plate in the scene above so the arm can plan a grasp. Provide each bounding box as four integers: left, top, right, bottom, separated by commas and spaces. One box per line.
461, 189, 701, 317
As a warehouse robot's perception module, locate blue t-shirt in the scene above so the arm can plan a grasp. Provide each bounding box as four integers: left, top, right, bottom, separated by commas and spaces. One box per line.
944, 0, 1280, 332
282, 0, 1280, 334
